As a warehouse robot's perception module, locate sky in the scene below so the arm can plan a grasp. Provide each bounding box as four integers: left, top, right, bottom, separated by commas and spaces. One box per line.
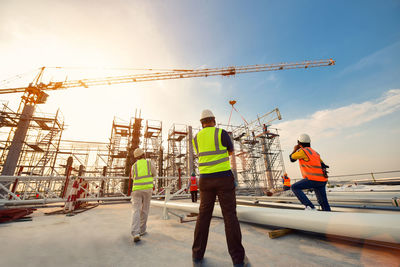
0, 0, 399, 178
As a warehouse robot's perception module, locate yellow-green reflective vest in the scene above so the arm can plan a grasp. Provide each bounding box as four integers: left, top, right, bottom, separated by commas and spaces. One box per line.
131, 159, 154, 191
193, 127, 231, 174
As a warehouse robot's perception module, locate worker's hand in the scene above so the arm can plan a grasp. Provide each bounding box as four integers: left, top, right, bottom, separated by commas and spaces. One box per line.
293, 144, 300, 153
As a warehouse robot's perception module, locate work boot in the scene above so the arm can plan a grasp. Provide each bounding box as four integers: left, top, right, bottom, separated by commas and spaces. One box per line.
133, 234, 141, 242
192, 258, 203, 267
233, 255, 250, 267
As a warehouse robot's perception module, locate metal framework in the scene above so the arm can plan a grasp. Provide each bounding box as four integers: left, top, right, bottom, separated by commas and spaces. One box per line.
0, 175, 190, 205
143, 119, 163, 176
0, 102, 285, 197
166, 124, 189, 177
106, 117, 132, 177
57, 140, 109, 177
0, 102, 64, 176
227, 108, 285, 195
142, 119, 164, 190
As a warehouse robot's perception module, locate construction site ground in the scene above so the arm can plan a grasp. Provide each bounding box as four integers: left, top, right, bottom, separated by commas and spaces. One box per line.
1, 201, 399, 267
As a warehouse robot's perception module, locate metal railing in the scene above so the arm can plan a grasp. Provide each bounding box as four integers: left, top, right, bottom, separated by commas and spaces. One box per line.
0, 175, 191, 206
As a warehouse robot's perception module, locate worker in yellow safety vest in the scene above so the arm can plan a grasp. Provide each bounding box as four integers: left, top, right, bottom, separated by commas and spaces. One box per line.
192, 109, 248, 267
130, 148, 156, 242
282, 173, 291, 191
290, 134, 331, 211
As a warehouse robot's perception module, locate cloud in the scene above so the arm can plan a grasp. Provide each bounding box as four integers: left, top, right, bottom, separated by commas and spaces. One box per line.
277, 89, 400, 177
344, 132, 364, 140
338, 40, 400, 77
276, 89, 400, 147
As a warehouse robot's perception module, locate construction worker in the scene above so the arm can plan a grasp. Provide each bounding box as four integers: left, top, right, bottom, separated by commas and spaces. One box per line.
282, 173, 291, 191
188, 171, 199, 202
130, 148, 156, 242
192, 109, 248, 267
290, 134, 331, 211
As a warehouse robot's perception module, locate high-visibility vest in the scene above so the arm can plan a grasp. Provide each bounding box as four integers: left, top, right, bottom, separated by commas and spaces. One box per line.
131, 159, 154, 191
193, 127, 231, 174
283, 175, 291, 186
190, 176, 198, 191
299, 147, 327, 182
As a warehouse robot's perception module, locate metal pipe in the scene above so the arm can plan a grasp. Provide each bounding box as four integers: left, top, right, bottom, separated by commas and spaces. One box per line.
151, 200, 400, 244
236, 199, 400, 214
236, 195, 400, 206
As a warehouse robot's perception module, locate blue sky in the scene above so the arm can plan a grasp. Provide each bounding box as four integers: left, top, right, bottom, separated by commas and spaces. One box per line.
0, 0, 399, 177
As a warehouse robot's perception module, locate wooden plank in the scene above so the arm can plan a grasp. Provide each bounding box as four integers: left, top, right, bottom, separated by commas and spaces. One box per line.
268, 228, 292, 239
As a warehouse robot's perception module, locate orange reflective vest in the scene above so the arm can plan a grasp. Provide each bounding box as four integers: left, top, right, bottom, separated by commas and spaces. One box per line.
190, 176, 198, 191
283, 175, 291, 186
299, 147, 327, 182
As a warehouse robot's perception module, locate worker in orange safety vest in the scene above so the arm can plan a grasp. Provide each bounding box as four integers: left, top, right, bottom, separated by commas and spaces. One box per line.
290, 134, 331, 211
188, 172, 199, 202
282, 173, 291, 191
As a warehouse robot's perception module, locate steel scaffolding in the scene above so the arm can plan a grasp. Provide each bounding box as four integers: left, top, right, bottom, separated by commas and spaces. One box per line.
0, 102, 64, 176
166, 124, 189, 177
106, 117, 132, 177
228, 108, 285, 195
0, 97, 285, 198
56, 140, 109, 177
143, 119, 162, 175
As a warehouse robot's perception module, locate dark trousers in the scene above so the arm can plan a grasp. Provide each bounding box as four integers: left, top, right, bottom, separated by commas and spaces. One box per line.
283, 185, 291, 191
192, 175, 245, 264
291, 178, 331, 211
191, 190, 198, 202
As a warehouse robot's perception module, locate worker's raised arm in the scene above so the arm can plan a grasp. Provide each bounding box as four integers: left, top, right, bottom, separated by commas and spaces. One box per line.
290, 147, 308, 162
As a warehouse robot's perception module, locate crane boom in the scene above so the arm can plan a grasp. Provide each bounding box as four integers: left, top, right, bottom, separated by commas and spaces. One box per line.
0, 59, 335, 94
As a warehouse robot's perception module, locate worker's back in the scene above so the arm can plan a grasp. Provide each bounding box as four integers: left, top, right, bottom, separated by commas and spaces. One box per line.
192, 110, 246, 266
193, 126, 231, 175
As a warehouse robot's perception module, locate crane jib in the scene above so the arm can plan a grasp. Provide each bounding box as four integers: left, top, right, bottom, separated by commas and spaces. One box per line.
0, 59, 335, 94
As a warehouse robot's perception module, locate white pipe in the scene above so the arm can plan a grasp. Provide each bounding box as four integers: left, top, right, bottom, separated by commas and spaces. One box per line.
151, 200, 400, 244
237, 195, 399, 205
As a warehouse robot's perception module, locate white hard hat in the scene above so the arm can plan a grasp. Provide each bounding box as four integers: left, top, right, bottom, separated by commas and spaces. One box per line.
298, 133, 311, 143
200, 109, 215, 120
134, 148, 144, 158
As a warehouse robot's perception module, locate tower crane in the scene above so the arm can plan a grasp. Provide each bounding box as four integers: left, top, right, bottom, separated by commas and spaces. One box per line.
0, 59, 335, 176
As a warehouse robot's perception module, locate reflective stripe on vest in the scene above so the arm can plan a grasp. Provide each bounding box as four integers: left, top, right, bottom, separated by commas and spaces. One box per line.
132, 159, 154, 191
190, 176, 198, 191
283, 176, 291, 186
299, 147, 327, 182
193, 127, 231, 174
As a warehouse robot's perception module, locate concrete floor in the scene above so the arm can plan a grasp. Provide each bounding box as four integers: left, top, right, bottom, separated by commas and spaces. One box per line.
1, 202, 399, 267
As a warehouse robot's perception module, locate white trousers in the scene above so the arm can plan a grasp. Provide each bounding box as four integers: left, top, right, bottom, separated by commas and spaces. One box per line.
131, 189, 152, 236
